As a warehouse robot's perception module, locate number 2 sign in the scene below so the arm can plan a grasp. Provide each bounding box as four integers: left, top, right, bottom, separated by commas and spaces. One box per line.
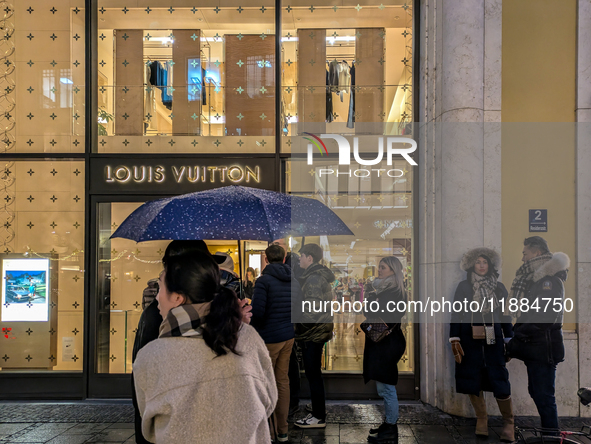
529, 209, 548, 232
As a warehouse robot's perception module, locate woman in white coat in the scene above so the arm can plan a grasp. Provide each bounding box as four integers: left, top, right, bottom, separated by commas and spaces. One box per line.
133, 250, 277, 444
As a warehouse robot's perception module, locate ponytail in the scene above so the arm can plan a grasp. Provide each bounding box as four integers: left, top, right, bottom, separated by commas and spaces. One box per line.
202, 286, 242, 356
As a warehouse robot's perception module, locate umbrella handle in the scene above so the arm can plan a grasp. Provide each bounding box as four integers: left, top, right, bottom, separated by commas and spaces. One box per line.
237, 240, 244, 299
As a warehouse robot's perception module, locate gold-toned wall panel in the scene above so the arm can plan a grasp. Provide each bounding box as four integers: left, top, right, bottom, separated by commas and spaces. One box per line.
356, 28, 384, 132
297, 29, 326, 127
225, 35, 276, 136
115, 30, 144, 135
0, 161, 85, 372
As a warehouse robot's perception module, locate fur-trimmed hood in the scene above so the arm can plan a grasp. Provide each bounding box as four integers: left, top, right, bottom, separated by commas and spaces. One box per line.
460, 247, 501, 272
533, 252, 570, 282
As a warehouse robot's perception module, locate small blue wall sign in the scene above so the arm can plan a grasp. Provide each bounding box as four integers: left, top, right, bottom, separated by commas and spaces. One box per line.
529, 209, 548, 232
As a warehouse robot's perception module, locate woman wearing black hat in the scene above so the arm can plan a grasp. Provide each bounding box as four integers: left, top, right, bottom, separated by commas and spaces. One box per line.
449, 248, 515, 442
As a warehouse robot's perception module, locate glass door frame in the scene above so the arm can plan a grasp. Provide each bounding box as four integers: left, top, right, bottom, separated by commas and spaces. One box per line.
87, 194, 167, 398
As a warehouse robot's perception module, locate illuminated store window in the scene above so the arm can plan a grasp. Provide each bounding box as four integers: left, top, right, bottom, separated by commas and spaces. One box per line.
287, 156, 414, 374
283, 1, 414, 375
281, 1, 413, 149
96, 1, 275, 154
0, 161, 85, 371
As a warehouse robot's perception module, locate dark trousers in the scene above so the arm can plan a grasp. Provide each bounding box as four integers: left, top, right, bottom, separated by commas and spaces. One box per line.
302, 341, 326, 421
289, 342, 301, 408
525, 360, 558, 429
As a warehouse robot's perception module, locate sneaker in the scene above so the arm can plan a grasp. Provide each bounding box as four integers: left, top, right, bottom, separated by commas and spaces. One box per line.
276, 433, 288, 442
295, 413, 326, 429
305, 402, 313, 413
288, 404, 299, 416
368, 422, 387, 438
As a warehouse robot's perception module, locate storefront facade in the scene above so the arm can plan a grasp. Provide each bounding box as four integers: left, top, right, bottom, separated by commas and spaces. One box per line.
5, 0, 589, 421
0, 0, 419, 400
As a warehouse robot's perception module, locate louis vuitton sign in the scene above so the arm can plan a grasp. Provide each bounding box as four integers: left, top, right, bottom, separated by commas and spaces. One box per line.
90, 157, 276, 194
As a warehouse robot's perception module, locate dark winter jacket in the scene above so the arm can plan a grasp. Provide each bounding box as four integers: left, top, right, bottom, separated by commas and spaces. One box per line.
132, 297, 162, 444
251, 263, 298, 344
132, 300, 162, 362
449, 279, 513, 397
243, 280, 255, 300
363, 285, 406, 386
507, 253, 570, 365
295, 262, 335, 343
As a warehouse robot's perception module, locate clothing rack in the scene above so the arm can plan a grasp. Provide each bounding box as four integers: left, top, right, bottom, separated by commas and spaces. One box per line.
326, 56, 355, 62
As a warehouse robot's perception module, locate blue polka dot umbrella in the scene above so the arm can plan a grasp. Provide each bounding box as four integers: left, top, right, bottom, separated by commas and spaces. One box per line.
110, 185, 353, 242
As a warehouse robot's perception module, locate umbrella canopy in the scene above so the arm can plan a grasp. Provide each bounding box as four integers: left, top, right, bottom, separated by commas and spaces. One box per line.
110, 185, 353, 242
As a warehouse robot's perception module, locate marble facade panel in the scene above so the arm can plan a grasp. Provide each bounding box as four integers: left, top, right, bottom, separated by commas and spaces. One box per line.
483, 121, 502, 274
577, 0, 591, 111
576, 122, 591, 262
440, 122, 484, 261
484, 0, 502, 112
441, 0, 484, 114
577, 265, 591, 418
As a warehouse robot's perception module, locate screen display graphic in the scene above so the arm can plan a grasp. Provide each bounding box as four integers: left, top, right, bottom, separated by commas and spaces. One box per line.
1, 258, 50, 322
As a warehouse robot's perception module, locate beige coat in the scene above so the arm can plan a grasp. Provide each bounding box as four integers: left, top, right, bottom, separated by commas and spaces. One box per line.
133, 324, 278, 444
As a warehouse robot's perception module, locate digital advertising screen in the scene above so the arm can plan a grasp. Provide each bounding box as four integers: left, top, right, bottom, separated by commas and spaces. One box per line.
1, 258, 50, 322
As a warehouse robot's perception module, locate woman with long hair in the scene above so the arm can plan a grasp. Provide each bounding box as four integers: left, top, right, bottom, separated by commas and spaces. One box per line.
449, 248, 514, 442
363, 256, 407, 444
244, 266, 256, 300
133, 251, 277, 444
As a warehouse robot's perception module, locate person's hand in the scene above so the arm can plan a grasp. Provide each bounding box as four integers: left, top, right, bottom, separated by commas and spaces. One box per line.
451, 340, 464, 364
239, 299, 252, 324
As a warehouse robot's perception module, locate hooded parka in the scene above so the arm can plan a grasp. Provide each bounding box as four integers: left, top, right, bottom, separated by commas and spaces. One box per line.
507, 252, 569, 365
450, 248, 513, 398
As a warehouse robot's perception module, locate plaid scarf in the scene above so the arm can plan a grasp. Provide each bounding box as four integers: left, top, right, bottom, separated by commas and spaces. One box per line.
506, 253, 553, 319
159, 302, 211, 338
471, 272, 499, 314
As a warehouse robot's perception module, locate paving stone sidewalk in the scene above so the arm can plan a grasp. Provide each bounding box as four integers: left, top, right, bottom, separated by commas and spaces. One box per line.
1, 401, 590, 443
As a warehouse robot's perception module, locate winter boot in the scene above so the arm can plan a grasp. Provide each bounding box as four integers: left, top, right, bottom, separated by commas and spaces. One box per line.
496, 397, 515, 443
368, 422, 387, 439
367, 423, 398, 444
468, 392, 488, 437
